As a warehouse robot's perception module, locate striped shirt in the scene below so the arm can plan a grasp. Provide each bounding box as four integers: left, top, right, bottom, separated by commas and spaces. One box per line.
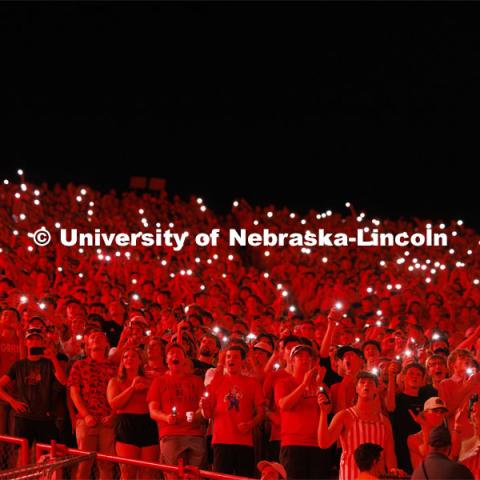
339, 406, 388, 480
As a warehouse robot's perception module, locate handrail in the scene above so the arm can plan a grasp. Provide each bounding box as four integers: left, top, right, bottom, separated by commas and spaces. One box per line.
0, 434, 29, 467
35, 441, 255, 480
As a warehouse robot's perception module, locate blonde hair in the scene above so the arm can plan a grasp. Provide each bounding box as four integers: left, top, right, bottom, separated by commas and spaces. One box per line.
447, 348, 474, 372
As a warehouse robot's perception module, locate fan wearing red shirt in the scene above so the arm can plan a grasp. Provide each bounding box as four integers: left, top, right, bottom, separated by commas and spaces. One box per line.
148, 343, 206, 478
263, 335, 301, 462
200, 345, 265, 477
275, 344, 330, 480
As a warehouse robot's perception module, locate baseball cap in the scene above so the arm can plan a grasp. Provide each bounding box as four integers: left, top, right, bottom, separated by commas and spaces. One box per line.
336, 345, 365, 361
25, 328, 44, 340
423, 397, 448, 412
253, 341, 273, 355
257, 461, 287, 480
130, 315, 148, 327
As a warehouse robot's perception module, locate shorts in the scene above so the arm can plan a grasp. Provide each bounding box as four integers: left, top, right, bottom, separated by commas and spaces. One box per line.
213, 444, 254, 477
280, 445, 331, 480
76, 418, 115, 455
160, 436, 206, 468
14, 416, 58, 446
115, 413, 158, 447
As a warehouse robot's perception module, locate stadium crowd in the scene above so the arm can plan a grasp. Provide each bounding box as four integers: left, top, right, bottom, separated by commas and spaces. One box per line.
0, 173, 480, 479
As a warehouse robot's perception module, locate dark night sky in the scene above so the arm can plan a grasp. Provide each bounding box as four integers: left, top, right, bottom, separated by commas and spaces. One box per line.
1, 3, 479, 227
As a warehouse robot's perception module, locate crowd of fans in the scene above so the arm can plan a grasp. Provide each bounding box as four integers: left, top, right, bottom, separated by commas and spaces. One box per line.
0, 173, 480, 479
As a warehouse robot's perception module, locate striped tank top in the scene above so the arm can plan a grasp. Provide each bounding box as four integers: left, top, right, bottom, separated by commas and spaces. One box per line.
339, 406, 387, 480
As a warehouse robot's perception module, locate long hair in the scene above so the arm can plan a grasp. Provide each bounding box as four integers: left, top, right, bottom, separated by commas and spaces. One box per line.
118, 347, 145, 382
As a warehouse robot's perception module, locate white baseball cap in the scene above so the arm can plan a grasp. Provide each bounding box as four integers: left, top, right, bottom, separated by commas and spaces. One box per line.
423, 397, 448, 412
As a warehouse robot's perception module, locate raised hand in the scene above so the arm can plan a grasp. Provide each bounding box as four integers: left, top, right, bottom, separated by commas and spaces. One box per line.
303, 367, 318, 387
408, 409, 427, 428
318, 392, 332, 414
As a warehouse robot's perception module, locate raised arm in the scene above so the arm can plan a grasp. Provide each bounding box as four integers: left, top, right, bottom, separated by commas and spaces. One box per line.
440, 373, 480, 416
317, 404, 346, 449
320, 309, 339, 358
45, 349, 68, 386
456, 326, 480, 351
385, 361, 401, 413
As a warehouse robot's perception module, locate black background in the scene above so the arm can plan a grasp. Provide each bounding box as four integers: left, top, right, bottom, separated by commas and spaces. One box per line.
1, 3, 478, 227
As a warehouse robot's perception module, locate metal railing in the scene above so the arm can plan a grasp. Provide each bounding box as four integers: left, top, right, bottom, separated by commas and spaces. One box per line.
0, 452, 95, 480
0, 435, 255, 480
35, 440, 254, 480
0, 434, 29, 469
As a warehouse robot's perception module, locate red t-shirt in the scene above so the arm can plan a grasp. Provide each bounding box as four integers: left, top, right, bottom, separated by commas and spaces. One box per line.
211, 374, 264, 447
263, 369, 290, 442
147, 372, 205, 438
274, 375, 320, 447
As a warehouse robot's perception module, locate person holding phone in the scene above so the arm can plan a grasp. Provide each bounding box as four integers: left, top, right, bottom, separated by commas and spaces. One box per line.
0, 328, 67, 445
148, 343, 206, 479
